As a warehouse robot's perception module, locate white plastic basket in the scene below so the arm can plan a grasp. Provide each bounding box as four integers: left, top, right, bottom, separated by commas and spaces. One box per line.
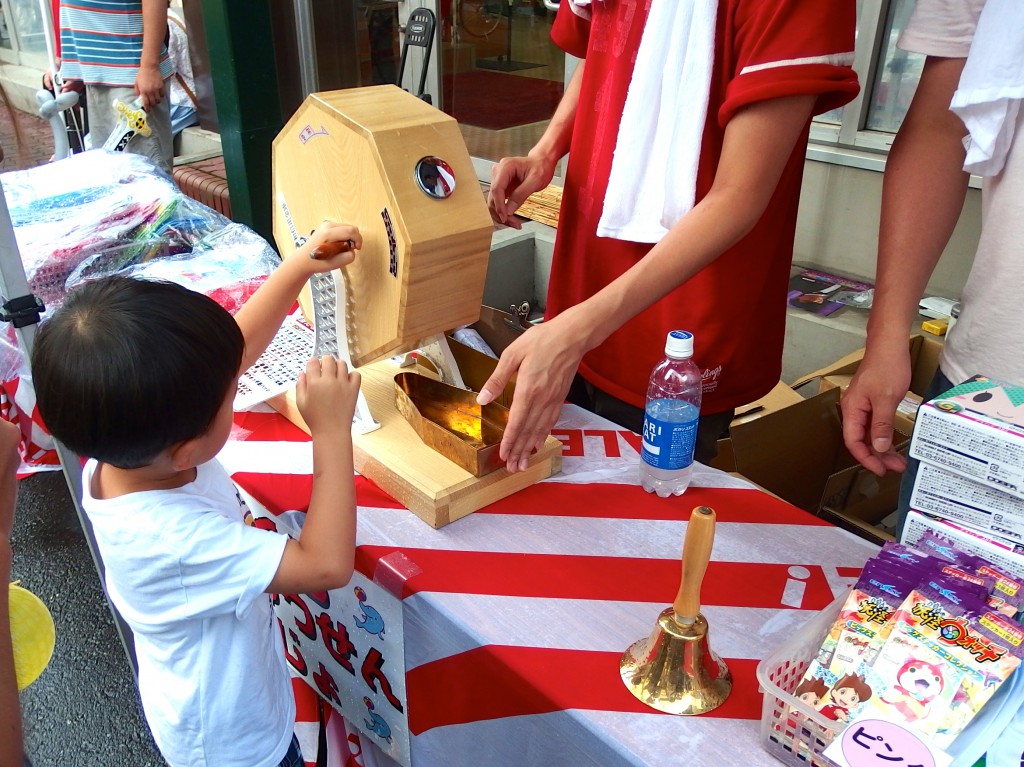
756, 593, 846, 767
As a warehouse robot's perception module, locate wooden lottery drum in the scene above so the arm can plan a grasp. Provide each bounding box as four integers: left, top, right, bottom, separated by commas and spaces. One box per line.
272, 84, 493, 367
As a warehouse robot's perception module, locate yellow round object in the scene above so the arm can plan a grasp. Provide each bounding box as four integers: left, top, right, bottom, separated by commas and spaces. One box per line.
8, 583, 55, 690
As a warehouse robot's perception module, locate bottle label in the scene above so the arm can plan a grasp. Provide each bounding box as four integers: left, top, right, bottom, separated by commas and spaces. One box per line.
641, 414, 698, 471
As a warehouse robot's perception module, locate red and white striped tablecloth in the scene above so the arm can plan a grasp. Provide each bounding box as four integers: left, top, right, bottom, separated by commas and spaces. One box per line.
221, 404, 878, 767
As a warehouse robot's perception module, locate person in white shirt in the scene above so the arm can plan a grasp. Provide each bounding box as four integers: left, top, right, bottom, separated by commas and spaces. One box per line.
841, 0, 1024, 535
31, 221, 363, 767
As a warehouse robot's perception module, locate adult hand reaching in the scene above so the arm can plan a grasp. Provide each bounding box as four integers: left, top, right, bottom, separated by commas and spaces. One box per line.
477, 311, 589, 472
487, 153, 556, 229
840, 347, 911, 477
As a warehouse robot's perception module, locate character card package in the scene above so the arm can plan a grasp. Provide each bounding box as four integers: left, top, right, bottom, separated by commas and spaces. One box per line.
863, 584, 1024, 748
878, 541, 932, 568
793, 560, 923, 723
903, 510, 1024, 580
914, 532, 1024, 617
826, 562, 923, 677
910, 375, 1024, 501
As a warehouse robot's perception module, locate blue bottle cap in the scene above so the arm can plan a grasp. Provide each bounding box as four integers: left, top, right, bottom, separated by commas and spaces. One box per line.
665, 330, 694, 358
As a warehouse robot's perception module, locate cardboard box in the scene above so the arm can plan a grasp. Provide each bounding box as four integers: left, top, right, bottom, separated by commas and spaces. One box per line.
729, 381, 805, 427
792, 334, 943, 437
710, 386, 903, 543
911, 462, 1024, 544
902, 510, 1024, 580
708, 335, 941, 543
911, 374, 1024, 500
445, 305, 526, 408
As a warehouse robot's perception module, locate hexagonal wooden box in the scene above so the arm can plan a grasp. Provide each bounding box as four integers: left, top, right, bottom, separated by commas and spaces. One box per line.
272, 85, 493, 366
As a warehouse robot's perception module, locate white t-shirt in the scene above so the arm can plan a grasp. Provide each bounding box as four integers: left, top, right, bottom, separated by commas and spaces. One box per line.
82, 458, 293, 767
900, 0, 1024, 388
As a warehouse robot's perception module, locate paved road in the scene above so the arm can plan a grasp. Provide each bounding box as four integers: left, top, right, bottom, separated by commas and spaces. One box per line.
12, 471, 165, 765
3, 106, 166, 765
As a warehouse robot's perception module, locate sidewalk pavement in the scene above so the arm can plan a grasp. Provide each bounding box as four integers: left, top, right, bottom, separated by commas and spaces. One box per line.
1, 102, 56, 172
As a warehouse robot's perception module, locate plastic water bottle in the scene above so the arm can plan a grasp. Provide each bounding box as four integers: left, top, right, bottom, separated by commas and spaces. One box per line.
640, 330, 702, 497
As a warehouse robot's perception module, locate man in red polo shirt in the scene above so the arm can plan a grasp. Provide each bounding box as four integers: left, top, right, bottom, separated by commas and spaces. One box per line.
482, 0, 859, 472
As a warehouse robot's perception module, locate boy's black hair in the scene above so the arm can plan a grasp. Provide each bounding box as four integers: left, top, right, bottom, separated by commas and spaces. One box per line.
32, 276, 244, 469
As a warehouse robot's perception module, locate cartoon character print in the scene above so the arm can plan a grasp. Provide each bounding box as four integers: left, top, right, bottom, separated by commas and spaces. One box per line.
933, 376, 1024, 427
819, 673, 873, 723
794, 677, 829, 711
880, 659, 945, 723
785, 677, 830, 731
352, 586, 386, 638
362, 696, 392, 743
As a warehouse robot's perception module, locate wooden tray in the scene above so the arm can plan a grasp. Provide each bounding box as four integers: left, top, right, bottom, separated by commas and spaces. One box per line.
268, 357, 562, 528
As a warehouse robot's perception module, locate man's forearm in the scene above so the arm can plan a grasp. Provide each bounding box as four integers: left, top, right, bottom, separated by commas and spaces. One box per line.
867, 55, 969, 355
529, 61, 584, 168
564, 94, 818, 354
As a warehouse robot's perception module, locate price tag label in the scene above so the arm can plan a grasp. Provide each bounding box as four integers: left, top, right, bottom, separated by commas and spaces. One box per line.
823, 715, 952, 767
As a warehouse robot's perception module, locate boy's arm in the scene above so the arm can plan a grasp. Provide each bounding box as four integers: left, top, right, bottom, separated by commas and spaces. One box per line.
486, 60, 583, 228
234, 223, 362, 372
841, 55, 969, 475
268, 356, 359, 594
479, 93, 819, 470
135, 0, 169, 109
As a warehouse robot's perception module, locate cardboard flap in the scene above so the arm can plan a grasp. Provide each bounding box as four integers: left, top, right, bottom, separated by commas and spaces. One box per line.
728, 388, 844, 512
446, 339, 516, 408
446, 305, 524, 407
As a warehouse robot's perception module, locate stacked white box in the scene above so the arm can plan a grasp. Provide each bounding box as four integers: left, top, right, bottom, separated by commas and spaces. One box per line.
911, 462, 1024, 544
911, 377, 1024, 499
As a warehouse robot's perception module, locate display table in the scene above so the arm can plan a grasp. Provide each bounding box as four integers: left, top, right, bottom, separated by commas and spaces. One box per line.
220, 403, 879, 767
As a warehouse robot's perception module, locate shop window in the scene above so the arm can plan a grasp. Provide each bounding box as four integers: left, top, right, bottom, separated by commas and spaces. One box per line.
809, 0, 929, 156
0, 0, 50, 67
863, 0, 924, 134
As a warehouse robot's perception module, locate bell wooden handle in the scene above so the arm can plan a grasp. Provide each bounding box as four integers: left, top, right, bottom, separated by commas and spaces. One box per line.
673, 506, 716, 622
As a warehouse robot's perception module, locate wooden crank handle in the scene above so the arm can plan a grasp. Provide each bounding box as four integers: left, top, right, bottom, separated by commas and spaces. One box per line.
310, 239, 355, 260
673, 506, 717, 623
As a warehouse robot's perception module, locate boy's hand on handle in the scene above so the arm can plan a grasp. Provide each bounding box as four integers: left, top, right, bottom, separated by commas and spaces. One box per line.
296, 356, 362, 435
487, 154, 556, 229
841, 349, 910, 477
303, 220, 362, 272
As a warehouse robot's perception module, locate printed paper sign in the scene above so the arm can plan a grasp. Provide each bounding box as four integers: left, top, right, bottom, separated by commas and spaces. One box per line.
823, 715, 952, 767
273, 572, 410, 766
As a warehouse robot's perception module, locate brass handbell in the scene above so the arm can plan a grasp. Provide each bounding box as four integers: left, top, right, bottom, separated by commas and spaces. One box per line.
619, 505, 732, 715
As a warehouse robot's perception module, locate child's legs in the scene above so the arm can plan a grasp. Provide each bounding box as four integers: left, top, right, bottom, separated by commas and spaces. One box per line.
276, 734, 304, 767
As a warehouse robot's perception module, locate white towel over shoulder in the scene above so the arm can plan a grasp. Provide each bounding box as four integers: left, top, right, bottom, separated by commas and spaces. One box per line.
595, 0, 719, 243
950, 0, 1024, 177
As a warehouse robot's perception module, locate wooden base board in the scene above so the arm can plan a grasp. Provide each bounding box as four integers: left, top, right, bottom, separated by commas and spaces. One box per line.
267, 358, 562, 528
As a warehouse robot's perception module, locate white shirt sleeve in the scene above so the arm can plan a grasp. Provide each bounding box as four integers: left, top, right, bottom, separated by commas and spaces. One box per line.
899, 0, 986, 58
175, 510, 288, 620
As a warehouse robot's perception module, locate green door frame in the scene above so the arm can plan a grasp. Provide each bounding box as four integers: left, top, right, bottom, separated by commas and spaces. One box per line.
198, 0, 283, 242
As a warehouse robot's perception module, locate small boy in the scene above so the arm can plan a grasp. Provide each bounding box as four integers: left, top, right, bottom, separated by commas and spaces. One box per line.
31, 221, 363, 767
